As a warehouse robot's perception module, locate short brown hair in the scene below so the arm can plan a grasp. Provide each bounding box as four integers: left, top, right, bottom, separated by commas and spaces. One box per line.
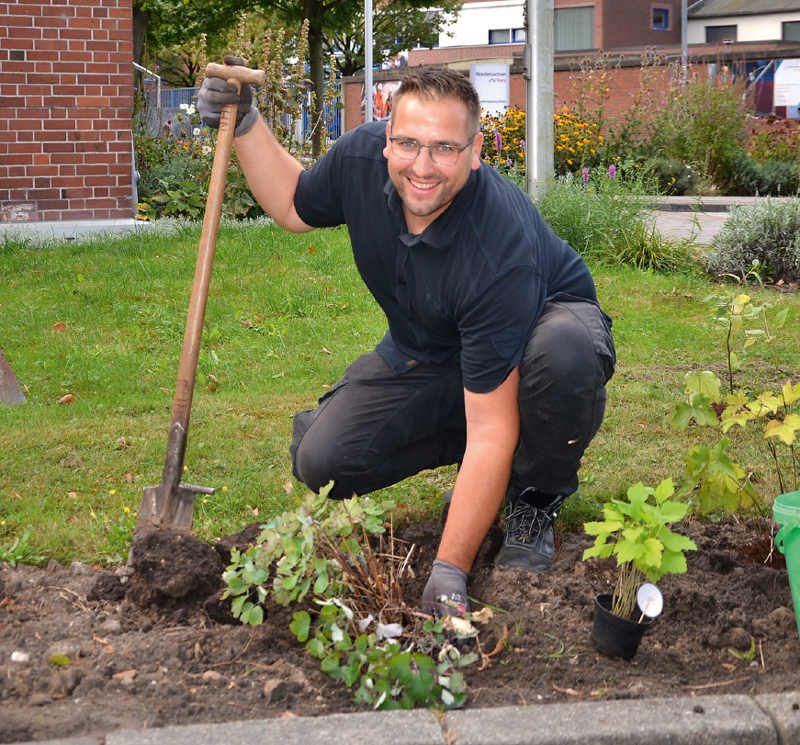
391, 67, 481, 133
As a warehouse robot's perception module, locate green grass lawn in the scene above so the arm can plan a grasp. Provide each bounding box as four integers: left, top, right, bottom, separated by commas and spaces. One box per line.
1, 219, 798, 565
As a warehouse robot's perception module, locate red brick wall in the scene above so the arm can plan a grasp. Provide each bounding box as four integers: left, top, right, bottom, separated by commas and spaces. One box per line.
603, 0, 681, 48
0, 0, 133, 222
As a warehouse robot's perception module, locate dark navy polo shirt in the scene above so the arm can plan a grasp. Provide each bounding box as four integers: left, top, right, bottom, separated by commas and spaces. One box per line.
293, 121, 599, 394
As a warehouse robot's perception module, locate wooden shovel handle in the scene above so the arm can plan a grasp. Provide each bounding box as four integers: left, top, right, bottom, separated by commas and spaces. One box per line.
160, 63, 264, 497
205, 62, 266, 87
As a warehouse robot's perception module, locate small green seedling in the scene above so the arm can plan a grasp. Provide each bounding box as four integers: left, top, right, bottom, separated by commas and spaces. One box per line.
728, 638, 757, 662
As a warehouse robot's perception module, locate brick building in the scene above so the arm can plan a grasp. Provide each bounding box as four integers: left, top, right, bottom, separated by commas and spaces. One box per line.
0, 0, 134, 224
343, 0, 800, 131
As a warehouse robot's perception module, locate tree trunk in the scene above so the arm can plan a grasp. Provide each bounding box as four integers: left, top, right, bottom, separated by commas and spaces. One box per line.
307, 19, 325, 158
132, 3, 150, 67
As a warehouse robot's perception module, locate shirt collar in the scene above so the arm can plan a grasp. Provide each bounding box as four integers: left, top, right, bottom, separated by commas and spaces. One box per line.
384, 168, 479, 250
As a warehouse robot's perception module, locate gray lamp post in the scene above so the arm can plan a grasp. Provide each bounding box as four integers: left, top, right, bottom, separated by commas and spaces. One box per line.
523, 0, 554, 197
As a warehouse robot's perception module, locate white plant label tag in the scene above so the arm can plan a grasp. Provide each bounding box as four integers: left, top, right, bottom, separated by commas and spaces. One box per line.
637, 583, 664, 618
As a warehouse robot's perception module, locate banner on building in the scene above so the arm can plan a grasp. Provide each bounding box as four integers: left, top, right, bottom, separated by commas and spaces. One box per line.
773, 59, 800, 118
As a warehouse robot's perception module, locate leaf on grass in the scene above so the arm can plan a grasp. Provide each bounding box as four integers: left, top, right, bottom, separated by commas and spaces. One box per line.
320, 345, 332, 355
57, 394, 76, 404
49, 654, 70, 667
52, 322, 67, 332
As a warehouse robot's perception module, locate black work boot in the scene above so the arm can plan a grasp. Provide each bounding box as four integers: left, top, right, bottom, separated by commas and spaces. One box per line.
494, 489, 568, 573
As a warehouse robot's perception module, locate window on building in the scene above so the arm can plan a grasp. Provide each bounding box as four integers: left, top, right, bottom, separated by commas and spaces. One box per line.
489, 29, 511, 44
554, 6, 595, 51
783, 21, 800, 42
488, 28, 525, 44
705, 25, 737, 43
653, 8, 669, 30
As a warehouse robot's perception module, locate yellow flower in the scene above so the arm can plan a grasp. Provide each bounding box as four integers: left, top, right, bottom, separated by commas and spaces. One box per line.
124, 506, 130, 513
110, 490, 116, 495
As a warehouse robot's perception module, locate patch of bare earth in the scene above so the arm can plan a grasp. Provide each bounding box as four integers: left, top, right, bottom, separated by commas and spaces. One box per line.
1, 520, 798, 744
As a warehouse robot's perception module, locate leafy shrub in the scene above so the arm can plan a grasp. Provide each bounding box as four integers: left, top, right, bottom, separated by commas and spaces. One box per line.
730, 154, 799, 197
222, 489, 483, 710
601, 51, 749, 193
536, 162, 693, 273
648, 70, 749, 192
704, 198, 800, 283
138, 152, 209, 201
649, 156, 699, 196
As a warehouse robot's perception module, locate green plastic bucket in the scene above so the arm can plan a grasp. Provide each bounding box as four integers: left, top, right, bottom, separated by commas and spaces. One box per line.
773, 490, 800, 635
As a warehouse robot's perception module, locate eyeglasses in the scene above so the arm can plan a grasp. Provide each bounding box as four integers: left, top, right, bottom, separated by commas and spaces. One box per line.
389, 133, 477, 166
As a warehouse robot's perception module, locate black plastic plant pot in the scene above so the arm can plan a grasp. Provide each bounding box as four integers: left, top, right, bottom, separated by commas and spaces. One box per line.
590, 593, 654, 660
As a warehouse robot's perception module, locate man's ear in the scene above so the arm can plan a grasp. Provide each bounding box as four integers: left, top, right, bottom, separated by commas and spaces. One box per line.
470, 132, 484, 170
383, 121, 392, 159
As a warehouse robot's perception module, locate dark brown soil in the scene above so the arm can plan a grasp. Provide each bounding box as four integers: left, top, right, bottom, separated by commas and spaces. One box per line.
2, 520, 799, 744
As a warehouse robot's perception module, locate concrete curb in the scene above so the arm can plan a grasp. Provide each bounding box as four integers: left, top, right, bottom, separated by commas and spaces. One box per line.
21, 693, 800, 745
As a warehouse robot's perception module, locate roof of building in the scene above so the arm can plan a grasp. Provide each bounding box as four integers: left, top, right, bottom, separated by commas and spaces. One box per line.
689, 0, 800, 17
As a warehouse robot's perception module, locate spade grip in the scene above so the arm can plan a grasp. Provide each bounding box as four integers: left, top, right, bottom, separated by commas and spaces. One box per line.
205, 62, 266, 87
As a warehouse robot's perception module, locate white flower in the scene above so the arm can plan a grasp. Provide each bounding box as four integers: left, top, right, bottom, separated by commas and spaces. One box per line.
202, 145, 212, 155
187, 105, 196, 116
179, 103, 189, 110
193, 127, 201, 136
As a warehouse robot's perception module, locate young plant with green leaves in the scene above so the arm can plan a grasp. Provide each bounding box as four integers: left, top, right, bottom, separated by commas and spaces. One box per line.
222, 487, 481, 709
664, 370, 761, 518
0, 526, 48, 568
583, 479, 698, 620
703, 262, 789, 393
721, 377, 800, 496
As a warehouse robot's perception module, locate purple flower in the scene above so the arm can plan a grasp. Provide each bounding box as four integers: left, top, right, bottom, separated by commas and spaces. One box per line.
494, 130, 502, 154
520, 139, 526, 155
608, 164, 616, 179
582, 167, 589, 186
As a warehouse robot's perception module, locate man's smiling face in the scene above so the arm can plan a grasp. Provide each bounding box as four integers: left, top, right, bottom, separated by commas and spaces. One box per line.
383, 95, 483, 235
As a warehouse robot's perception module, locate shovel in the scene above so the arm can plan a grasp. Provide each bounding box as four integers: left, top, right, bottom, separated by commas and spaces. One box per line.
128, 62, 266, 564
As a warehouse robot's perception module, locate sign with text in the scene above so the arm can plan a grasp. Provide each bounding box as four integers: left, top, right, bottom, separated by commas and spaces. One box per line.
774, 59, 800, 118
470, 63, 510, 117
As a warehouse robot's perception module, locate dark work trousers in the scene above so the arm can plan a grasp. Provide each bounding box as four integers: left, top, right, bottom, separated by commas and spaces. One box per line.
290, 295, 615, 503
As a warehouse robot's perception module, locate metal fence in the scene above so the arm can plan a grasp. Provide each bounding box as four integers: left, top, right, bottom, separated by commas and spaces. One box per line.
137, 81, 342, 143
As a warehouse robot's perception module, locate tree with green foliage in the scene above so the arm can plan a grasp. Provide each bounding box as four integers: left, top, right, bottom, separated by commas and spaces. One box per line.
135, 0, 462, 156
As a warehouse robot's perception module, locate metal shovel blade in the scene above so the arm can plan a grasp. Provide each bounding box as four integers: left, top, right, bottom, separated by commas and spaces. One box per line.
0, 347, 26, 406
134, 483, 197, 540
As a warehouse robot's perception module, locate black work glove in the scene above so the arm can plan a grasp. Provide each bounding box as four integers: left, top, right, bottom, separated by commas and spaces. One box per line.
422, 559, 471, 620
196, 56, 258, 137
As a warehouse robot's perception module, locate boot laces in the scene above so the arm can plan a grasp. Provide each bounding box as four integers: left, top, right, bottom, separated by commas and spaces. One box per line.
505, 500, 557, 545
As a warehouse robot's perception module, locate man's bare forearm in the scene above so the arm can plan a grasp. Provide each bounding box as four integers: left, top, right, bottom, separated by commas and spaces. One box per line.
233, 117, 313, 234
436, 369, 520, 574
